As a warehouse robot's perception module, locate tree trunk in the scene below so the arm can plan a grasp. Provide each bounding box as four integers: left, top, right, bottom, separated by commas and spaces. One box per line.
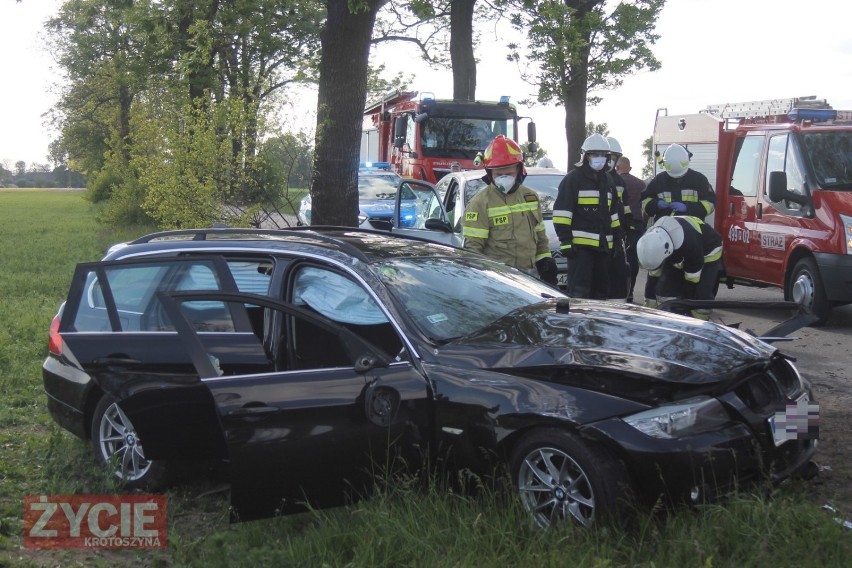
311, 0, 386, 226
450, 0, 477, 101
562, 0, 597, 170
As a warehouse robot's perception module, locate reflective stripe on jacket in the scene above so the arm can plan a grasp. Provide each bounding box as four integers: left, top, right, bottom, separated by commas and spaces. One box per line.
462, 183, 550, 270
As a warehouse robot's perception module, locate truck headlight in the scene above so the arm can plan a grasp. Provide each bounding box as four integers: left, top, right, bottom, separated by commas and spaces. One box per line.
840, 214, 852, 255
624, 397, 730, 439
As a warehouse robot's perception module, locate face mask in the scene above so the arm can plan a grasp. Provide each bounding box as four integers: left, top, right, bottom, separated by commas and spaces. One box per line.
607, 158, 616, 170
495, 174, 517, 193
589, 156, 607, 171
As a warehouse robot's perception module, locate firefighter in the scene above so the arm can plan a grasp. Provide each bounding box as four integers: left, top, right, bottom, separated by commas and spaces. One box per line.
605, 136, 630, 300
636, 215, 723, 320
553, 133, 622, 299
463, 135, 558, 285
640, 143, 715, 307
615, 155, 647, 303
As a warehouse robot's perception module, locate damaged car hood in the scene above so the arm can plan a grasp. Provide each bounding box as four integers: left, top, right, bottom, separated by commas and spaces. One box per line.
435, 299, 777, 386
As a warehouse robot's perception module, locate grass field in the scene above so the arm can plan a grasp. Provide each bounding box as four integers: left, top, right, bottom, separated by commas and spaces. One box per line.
1, 190, 849, 567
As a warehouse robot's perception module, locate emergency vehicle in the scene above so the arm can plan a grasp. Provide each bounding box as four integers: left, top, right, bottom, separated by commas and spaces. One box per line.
653, 96, 852, 324
362, 90, 537, 183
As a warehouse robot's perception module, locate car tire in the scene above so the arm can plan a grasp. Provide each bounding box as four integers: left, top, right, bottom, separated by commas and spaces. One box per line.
91, 394, 171, 489
510, 429, 632, 528
789, 257, 830, 326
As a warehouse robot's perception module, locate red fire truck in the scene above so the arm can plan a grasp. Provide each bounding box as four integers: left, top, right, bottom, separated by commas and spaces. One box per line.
653, 96, 852, 324
362, 91, 537, 183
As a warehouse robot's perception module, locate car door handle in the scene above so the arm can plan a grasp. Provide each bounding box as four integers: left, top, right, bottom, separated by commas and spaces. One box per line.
92, 357, 143, 367
228, 404, 281, 417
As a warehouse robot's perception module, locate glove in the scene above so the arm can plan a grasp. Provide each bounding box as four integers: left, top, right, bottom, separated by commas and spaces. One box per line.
656, 199, 671, 210
535, 257, 559, 286
670, 202, 687, 214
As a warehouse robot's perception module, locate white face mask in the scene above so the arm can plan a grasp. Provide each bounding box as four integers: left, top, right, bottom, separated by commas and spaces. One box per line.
589, 156, 607, 171
495, 174, 517, 193
607, 158, 616, 170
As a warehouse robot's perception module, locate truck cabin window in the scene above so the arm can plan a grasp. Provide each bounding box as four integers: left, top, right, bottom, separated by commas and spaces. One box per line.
729, 135, 763, 197
420, 118, 515, 159
801, 131, 852, 189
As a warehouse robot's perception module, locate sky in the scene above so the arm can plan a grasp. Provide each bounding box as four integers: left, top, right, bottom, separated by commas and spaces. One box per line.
2, 0, 852, 172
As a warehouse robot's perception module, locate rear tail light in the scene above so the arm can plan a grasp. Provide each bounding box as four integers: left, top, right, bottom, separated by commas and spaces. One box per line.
48, 314, 63, 356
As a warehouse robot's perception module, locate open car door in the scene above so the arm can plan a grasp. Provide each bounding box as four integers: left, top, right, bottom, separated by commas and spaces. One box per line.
59, 255, 431, 522
391, 179, 463, 247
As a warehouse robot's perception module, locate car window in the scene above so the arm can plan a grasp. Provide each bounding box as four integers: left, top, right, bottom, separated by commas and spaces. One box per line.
463, 177, 488, 206
288, 265, 402, 369
377, 256, 562, 341
359, 174, 401, 200
79, 258, 272, 333
521, 174, 563, 215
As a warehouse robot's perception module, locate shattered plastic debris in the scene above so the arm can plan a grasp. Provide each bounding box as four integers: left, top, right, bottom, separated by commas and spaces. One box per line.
822, 503, 852, 530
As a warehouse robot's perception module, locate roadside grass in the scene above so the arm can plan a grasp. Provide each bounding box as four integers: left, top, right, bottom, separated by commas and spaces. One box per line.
0, 190, 849, 567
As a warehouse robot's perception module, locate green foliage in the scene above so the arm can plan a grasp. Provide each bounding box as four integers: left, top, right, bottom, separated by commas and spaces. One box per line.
586, 121, 610, 137
1, 193, 851, 566
521, 141, 546, 166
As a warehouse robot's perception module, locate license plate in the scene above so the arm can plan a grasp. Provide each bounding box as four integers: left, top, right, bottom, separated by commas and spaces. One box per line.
768, 393, 819, 447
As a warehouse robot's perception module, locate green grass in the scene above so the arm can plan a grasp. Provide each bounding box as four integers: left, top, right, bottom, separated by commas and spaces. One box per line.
0, 190, 849, 567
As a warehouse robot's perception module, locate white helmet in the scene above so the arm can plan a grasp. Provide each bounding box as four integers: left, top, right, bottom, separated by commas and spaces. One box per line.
663, 144, 690, 178
606, 137, 622, 155
581, 133, 610, 153
536, 156, 554, 168
637, 226, 675, 271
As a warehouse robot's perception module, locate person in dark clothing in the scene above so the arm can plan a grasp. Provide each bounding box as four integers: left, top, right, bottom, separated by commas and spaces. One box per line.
615, 155, 647, 303
636, 215, 723, 320
640, 144, 715, 307
553, 133, 622, 299
605, 137, 630, 300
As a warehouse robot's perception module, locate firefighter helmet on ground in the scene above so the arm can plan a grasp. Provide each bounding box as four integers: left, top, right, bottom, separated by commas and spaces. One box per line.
580, 133, 610, 154
663, 144, 690, 178
481, 135, 524, 169
606, 137, 623, 155
637, 226, 675, 271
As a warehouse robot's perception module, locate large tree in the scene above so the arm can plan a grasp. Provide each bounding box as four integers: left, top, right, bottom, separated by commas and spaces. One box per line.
310, 0, 388, 226
508, 0, 663, 168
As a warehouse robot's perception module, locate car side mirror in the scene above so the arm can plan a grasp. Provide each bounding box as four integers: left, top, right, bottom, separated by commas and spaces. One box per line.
424, 218, 453, 233
768, 171, 808, 206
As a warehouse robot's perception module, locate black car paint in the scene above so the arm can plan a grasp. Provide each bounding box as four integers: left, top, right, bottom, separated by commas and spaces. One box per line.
43, 228, 818, 522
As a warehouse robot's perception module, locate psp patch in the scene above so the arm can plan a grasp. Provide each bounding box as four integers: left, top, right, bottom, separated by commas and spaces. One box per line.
492, 215, 509, 226
465, 212, 478, 221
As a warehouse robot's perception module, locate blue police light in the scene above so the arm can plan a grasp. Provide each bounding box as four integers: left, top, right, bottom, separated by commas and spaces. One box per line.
499, 96, 510, 104
788, 108, 838, 122
360, 161, 391, 170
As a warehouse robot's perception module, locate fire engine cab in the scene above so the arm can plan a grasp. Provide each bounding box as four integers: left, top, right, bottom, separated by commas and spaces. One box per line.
362, 91, 537, 184
653, 96, 852, 324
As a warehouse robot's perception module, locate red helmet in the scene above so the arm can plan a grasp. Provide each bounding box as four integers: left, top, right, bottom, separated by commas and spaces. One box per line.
481, 135, 523, 168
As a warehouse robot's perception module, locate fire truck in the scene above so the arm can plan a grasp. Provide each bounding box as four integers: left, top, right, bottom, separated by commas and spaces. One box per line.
362, 90, 537, 183
653, 96, 852, 324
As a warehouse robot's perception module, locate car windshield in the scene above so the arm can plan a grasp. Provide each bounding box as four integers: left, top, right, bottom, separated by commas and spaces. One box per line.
359, 173, 401, 199
421, 118, 514, 160
521, 174, 563, 215
375, 256, 563, 341
800, 131, 852, 189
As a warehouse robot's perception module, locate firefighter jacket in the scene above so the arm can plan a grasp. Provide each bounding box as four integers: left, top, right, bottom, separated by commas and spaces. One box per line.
641, 169, 715, 222
649, 216, 723, 299
553, 164, 622, 255
462, 183, 550, 270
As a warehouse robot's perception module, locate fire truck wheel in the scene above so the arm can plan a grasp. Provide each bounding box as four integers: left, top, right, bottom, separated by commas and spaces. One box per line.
790, 257, 830, 326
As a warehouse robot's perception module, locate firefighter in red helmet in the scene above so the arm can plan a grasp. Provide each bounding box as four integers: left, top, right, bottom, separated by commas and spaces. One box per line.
463, 135, 557, 285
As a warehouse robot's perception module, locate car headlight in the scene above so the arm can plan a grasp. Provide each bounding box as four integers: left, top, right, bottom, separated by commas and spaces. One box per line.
358, 213, 368, 225
623, 397, 730, 439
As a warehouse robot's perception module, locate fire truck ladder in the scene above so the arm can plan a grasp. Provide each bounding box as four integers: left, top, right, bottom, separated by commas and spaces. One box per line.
706, 96, 832, 120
